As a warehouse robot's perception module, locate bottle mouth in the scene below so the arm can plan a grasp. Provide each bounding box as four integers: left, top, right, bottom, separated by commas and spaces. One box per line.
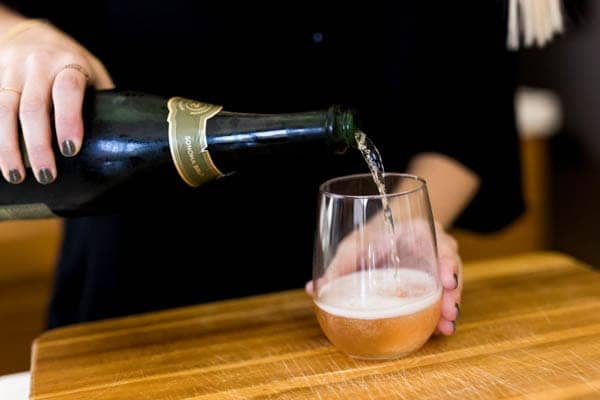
328, 105, 360, 148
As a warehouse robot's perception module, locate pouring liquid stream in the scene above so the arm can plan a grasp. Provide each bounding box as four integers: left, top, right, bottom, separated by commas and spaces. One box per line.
355, 131, 401, 278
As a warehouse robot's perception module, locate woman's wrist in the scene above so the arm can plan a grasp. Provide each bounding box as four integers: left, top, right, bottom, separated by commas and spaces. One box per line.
0, 5, 29, 36
0, 18, 49, 43
407, 152, 480, 228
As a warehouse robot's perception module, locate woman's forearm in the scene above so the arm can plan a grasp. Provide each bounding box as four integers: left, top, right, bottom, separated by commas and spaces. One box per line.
406, 153, 480, 228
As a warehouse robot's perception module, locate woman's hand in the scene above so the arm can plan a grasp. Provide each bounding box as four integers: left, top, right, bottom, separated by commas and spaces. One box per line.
306, 220, 463, 336
0, 19, 113, 184
434, 222, 462, 335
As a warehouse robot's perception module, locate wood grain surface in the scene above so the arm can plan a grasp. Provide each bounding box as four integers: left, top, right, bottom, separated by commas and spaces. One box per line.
0, 218, 61, 374
30, 252, 600, 399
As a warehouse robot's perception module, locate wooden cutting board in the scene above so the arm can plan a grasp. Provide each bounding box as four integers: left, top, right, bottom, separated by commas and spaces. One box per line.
30, 252, 600, 399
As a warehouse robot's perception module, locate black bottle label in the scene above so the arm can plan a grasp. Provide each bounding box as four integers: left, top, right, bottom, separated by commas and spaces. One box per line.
167, 97, 223, 187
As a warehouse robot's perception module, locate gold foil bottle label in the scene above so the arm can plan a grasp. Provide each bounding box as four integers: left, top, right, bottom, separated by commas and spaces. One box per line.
0, 203, 55, 220
167, 97, 223, 187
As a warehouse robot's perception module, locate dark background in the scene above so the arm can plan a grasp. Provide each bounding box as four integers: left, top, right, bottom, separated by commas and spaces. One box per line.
519, 0, 600, 266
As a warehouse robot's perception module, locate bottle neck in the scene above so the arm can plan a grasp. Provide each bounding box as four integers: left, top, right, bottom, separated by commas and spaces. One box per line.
205, 107, 358, 150
203, 107, 358, 175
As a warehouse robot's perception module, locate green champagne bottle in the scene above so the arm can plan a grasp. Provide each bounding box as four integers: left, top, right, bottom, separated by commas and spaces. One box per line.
0, 90, 358, 220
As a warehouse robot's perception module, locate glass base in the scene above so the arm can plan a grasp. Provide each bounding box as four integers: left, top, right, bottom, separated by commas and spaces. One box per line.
346, 351, 413, 361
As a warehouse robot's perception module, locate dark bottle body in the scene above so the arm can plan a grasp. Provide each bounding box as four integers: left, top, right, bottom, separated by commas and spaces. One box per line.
0, 90, 357, 220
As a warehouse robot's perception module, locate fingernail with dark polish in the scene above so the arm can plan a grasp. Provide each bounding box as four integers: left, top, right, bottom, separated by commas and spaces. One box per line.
61, 140, 77, 157
454, 273, 459, 289
8, 169, 21, 184
37, 168, 54, 184
455, 303, 460, 319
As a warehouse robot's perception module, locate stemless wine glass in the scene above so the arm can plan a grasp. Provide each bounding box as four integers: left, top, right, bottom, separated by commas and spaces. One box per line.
312, 173, 441, 360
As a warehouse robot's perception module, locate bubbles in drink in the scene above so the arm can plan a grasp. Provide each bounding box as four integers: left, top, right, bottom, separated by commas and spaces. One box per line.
315, 268, 441, 359
316, 268, 441, 319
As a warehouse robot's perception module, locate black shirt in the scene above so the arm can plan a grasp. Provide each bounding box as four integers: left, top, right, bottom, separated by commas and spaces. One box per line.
11, 1, 523, 328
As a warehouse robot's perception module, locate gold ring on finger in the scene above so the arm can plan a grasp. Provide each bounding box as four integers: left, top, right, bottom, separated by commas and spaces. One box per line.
0, 87, 21, 95
62, 63, 91, 82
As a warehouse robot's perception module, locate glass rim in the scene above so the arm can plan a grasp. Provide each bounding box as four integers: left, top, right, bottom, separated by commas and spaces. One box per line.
319, 173, 426, 200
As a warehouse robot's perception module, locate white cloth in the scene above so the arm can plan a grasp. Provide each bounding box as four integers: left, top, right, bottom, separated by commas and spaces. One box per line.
515, 86, 563, 139
0, 371, 30, 400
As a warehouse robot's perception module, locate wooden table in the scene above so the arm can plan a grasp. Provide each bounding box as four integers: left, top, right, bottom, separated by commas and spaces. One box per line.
30, 252, 600, 399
